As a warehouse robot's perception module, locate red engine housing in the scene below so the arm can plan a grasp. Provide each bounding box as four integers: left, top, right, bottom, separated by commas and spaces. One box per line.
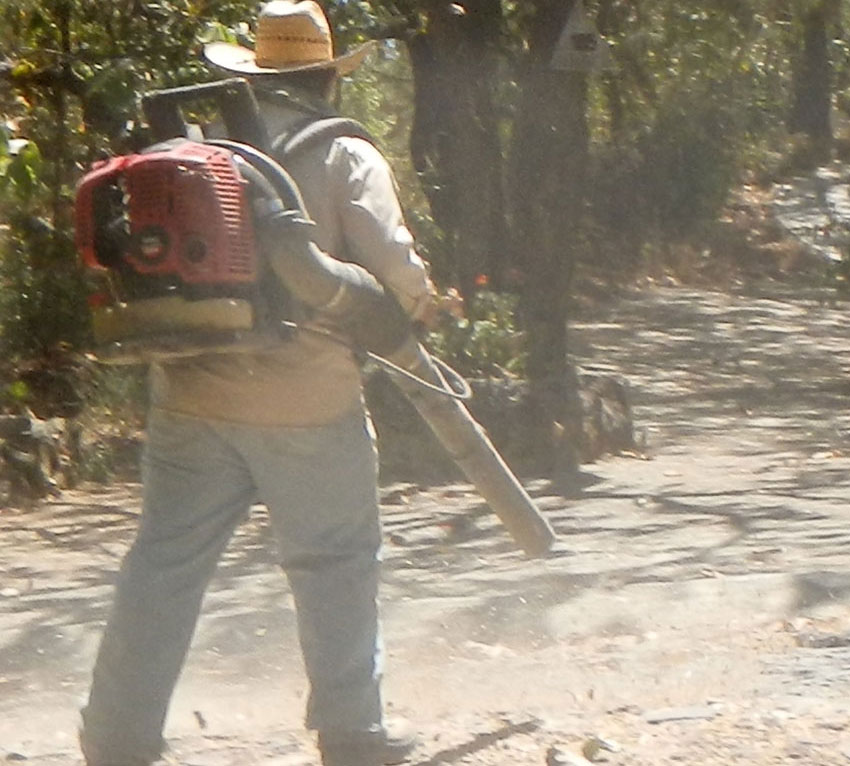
75, 140, 257, 286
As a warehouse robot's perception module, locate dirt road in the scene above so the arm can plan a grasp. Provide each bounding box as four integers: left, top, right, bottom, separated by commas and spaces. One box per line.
2, 283, 850, 765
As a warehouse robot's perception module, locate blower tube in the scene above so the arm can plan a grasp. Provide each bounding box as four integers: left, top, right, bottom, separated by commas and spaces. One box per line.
387, 338, 557, 557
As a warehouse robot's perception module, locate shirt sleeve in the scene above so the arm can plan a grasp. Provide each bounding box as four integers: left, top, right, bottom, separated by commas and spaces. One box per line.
327, 136, 434, 319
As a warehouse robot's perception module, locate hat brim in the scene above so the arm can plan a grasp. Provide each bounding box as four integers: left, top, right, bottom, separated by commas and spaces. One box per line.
203, 40, 375, 76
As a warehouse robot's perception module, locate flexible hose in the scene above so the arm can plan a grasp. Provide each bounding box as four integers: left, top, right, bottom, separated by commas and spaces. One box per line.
207, 138, 307, 212
210, 139, 472, 402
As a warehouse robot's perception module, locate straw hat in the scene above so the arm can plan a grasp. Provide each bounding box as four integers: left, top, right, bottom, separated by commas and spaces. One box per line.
204, 1, 374, 76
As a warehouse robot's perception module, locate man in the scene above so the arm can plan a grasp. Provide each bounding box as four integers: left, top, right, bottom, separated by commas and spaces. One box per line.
79, 3, 434, 765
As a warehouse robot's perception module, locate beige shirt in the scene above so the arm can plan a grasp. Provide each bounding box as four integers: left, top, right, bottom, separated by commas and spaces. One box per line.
150, 98, 431, 426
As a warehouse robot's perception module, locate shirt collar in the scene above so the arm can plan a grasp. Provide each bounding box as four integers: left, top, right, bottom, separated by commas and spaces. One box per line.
253, 87, 338, 137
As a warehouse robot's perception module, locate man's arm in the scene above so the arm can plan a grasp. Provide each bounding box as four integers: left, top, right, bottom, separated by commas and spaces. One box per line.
328, 136, 437, 323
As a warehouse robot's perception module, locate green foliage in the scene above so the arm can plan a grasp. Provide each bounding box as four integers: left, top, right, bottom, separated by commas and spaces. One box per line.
564, 0, 850, 282
427, 290, 526, 378
587, 3, 796, 236
638, 85, 743, 233
74, 364, 148, 481
0, 138, 43, 201
2, 379, 31, 408
0, 130, 90, 358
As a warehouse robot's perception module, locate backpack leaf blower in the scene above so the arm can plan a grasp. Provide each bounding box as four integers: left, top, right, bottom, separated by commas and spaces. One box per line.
74, 78, 556, 557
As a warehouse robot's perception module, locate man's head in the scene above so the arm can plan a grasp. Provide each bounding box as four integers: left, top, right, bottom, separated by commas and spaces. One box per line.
255, 68, 340, 103
204, 1, 373, 81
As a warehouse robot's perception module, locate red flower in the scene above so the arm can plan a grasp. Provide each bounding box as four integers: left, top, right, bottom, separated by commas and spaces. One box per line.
87, 291, 112, 308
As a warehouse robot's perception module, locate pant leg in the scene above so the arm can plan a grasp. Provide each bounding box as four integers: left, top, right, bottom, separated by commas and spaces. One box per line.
81, 410, 256, 765
237, 409, 384, 734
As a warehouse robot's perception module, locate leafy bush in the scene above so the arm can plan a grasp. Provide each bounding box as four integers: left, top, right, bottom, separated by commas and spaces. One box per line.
73, 364, 148, 481
638, 83, 743, 235
427, 289, 526, 378
0, 133, 91, 359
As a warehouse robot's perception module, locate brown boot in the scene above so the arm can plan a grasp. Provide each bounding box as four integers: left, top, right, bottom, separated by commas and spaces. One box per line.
318, 717, 417, 766
78, 727, 165, 766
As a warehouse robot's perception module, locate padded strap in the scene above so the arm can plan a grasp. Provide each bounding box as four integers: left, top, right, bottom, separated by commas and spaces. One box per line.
271, 117, 375, 160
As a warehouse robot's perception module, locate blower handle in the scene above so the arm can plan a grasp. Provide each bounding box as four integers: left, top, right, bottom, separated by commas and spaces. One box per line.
141, 78, 269, 149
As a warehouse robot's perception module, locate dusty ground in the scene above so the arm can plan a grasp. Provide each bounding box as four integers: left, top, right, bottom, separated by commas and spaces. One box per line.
3, 274, 850, 765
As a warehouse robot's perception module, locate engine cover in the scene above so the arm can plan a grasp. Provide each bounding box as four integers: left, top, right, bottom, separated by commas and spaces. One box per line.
76, 139, 257, 289
74, 140, 289, 363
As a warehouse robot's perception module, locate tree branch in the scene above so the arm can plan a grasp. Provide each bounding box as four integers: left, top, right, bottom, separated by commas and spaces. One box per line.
0, 60, 86, 97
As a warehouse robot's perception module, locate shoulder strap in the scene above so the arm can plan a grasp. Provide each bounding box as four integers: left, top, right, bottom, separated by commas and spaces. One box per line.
271, 117, 375, 161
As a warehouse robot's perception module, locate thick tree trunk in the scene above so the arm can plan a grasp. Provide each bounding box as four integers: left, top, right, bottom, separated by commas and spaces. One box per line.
407, 0, 508, 299
789, 1, 835, 144
404, 0, 593, 475
509, 0, 589, 475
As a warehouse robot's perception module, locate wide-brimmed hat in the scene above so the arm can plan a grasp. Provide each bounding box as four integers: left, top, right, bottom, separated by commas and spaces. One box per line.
204, 0, 374, 76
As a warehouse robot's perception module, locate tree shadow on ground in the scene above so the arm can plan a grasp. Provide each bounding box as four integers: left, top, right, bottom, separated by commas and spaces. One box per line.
4, 282, 850, 701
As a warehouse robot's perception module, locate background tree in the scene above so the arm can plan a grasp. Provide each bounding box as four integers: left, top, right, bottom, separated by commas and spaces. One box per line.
506, 1, 590, 469
788, 0, 842, 150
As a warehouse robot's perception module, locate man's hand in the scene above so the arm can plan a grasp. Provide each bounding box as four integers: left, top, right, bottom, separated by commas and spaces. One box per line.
411, 284, 464, 331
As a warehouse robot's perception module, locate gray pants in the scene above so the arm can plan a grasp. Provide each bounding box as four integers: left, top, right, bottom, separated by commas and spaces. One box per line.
80, 408, 384, 765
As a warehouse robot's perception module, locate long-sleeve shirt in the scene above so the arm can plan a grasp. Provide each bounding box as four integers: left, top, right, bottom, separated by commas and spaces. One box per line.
149, 95, 431, 426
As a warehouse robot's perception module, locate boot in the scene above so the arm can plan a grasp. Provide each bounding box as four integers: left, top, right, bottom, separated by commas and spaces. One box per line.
318, 717, 417, 766
79, 727, 160, 766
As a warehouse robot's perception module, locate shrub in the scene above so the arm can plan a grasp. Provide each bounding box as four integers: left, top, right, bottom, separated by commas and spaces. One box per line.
427, 289, 526, 379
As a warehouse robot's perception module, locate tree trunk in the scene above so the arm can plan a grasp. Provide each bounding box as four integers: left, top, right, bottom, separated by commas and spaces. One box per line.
404, 0, 593, 475
509, 0, 589, 475
789, 0, 835, 145
407, 0, 508, 300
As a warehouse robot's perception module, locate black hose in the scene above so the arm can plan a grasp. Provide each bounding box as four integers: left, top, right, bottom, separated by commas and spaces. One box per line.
207, 138, 470, 401
207, 138, 307, 212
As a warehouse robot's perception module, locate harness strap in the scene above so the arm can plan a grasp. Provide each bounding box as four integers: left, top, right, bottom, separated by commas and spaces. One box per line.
271, 117, 375, 160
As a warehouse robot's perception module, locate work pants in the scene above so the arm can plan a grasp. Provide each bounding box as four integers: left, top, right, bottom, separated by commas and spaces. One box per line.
80, 407, 384, 765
